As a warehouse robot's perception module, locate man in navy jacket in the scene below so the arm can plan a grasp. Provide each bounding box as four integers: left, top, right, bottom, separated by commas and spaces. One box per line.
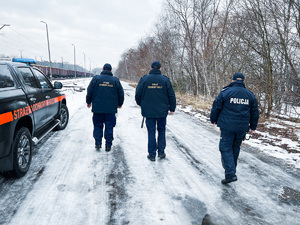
135, 61, 176, 161
210, 73, 259, 184
86, 63, 124, 151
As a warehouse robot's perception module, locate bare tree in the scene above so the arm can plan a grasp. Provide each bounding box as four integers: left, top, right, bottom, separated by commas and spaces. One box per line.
115, 0, 300, 119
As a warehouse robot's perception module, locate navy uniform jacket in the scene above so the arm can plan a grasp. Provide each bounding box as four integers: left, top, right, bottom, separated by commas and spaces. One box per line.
210, 81, 259, 132
135, 69, 176, 118
86, 70, 124, 114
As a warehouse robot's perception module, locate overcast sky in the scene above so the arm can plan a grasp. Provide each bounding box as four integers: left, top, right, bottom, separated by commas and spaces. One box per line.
0, 0, 163, 70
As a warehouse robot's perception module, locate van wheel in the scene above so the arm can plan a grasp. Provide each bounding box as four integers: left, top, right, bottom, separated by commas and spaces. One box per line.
55, 104, 69, 130
11, 127, 32, 177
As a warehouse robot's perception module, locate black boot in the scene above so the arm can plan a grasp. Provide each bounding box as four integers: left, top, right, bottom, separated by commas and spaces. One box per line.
221, 176, 238, 184
147, 155, 155, 161
158, 153, 166, 159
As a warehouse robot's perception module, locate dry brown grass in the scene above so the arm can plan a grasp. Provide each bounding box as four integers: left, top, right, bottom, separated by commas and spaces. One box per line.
129, 83, 137, 88
125, 84, 213, 111
176, 92, 213, 111
120, 79, 137, 88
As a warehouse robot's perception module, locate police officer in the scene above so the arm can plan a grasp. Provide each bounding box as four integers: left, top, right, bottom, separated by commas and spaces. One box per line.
210, 73, 259, 184
86, 63, 124, 151
135, 61, 176, 161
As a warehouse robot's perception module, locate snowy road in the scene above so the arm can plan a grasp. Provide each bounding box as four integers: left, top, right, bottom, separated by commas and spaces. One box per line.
0, 80, 299, 225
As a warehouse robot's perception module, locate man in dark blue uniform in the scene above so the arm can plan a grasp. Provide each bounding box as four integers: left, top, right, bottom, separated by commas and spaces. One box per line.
210, 73, 259, 184
86, 63, 124, 151
135, 61, 176, 161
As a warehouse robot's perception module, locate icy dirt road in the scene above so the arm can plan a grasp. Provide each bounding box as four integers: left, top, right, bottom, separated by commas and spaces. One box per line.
0, 81, 299, 225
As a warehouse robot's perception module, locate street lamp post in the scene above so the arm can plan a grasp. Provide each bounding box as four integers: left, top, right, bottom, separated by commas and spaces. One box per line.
0, 24, 10, 30
40, 21, 53, 80
19, 49, 23, 58
82, 52, 86, 77
71, 44, 76, 79
89, 58, 92, 77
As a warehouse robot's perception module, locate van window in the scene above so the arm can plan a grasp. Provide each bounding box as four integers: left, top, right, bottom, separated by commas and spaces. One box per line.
0, 64, 15, 88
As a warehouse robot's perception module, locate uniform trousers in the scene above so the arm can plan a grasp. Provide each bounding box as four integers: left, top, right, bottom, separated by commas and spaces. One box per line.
146, 117, 167, 158
93, 113, 116, 147
219, 129, 247, 179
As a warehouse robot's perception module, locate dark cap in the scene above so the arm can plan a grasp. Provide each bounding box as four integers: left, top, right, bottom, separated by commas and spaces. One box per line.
232, 73, 245, 81
151, 61, 161, 69
103, 63, 112, 71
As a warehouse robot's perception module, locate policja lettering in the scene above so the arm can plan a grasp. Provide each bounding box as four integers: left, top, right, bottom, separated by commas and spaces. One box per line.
230, 98, 249, 105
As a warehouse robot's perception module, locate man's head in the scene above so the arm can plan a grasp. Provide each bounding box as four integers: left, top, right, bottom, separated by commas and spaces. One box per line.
103, 63, 112, 71
232, 72, 245, 81
151, 61, 161, 69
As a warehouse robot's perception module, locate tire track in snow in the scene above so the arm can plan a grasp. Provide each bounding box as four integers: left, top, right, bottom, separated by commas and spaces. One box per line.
105, 143, 132, 224
6, 106, 112, 225
166, 111, 300, 225
167, 131, 268, 224
0, 123, 64, 224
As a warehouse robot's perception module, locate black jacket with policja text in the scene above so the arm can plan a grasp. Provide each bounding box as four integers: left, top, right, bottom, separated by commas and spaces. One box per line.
210, 81, 259, 132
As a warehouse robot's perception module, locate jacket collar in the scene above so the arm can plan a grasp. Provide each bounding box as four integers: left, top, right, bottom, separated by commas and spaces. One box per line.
223, 80, 245, 89
232, 80, 246, 88
149, 68, 161, 75
101, 70, 113, 76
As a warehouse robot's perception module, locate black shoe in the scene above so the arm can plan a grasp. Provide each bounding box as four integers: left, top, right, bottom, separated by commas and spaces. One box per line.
105, 146, 111, 152
221, 176, 238, 184
147, 155, 155, 161
95, 145, 101, 150
158, 153, 166, 159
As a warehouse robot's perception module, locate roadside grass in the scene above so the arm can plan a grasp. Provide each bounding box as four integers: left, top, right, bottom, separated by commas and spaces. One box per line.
176, 92, 213, 111
176, 92, 300, 158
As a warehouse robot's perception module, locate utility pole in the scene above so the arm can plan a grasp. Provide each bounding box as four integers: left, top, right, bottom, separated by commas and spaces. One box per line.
82, 52, 86, 77
71, 44, 76, 79
40, 21, 53, 80
89, 58, 92, 77
19, 49, 23, 58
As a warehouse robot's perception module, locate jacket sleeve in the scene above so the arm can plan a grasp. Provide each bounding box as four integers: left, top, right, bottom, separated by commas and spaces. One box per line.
86, 77, 96, 104
250, 95, 259, 130
135, 77, 144, 106
210, 92, 223, 123
167, 79, 176, 112
117, 80, 124, 107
